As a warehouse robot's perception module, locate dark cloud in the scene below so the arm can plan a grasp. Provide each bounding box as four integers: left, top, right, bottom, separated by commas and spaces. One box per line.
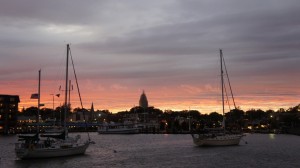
0, 0, 103, 24
0, 0, 299, 112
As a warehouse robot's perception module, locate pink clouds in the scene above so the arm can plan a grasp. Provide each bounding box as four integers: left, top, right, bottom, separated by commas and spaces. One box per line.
0, 1, 299, 114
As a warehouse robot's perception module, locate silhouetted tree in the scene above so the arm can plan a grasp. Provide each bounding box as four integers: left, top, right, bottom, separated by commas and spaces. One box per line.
40, 108, 54, 120
129, 106, 144, 113
287, 104, 300, 113
22, 107, 37, 116
245, 109, 267, 121
206, 112, 222, 127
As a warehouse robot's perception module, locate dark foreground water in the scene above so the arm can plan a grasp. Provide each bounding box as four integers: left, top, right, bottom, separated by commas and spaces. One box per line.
1, 133, 300, 168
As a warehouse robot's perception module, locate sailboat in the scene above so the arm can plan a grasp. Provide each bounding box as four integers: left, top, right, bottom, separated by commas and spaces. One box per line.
191, 49, 243, 146
15, 44, 91, 159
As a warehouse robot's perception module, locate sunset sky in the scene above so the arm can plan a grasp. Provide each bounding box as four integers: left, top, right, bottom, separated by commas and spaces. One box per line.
0, 0, 299, 114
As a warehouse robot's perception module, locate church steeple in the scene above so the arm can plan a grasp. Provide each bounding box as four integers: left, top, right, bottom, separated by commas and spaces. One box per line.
139, 90, 148, 109
90, 102, 94, 121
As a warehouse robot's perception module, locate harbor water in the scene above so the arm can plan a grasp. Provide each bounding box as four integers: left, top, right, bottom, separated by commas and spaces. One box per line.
1, 133, 300, 168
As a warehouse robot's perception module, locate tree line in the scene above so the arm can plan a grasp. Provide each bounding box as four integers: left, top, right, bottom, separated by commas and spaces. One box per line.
19, 104, 300, 133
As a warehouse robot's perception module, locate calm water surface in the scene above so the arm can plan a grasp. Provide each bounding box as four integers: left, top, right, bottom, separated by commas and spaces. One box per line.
1, 133, 300, 168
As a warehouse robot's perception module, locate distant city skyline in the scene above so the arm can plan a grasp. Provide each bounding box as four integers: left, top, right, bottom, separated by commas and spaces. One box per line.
0, 0, 299, 114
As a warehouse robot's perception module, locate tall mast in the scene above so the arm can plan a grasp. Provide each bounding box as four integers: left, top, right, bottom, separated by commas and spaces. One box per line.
37, 69, 41, 134
68, 80, 71, 107
64, 44, 69, 136
220, 49, 225, 129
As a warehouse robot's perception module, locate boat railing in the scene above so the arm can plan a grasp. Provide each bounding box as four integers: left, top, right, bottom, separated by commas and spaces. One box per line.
15, 143, 24, 149
15, 142, 46, 149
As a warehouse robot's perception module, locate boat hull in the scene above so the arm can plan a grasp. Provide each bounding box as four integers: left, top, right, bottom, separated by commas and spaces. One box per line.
191, 134, 243, 146
98, 127, 140, 134
15, 142, 89, 159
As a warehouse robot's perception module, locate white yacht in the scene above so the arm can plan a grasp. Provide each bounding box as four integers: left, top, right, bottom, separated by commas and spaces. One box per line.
98, 122, 140, 134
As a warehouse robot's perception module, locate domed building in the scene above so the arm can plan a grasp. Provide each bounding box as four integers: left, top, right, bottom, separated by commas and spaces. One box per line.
139, 90, 148, 109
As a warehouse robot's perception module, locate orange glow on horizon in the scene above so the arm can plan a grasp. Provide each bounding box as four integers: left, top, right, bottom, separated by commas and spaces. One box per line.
12, 88, 300, 114
1, 77, 298, 114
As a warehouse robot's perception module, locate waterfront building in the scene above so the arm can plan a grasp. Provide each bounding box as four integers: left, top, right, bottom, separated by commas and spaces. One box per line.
94, 110, 109, 122
69, 111, 86, 122
0, 94, 20, 134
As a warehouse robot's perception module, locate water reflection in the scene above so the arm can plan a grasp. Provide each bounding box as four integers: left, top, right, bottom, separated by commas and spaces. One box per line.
1, 133, 300, 168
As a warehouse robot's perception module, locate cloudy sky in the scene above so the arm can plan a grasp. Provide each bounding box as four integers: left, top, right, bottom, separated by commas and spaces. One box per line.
0, 0, 299, 113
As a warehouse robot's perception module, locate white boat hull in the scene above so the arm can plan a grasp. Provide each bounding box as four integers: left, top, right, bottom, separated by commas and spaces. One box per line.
15, 141, 89, 159
191, 134, 243, 146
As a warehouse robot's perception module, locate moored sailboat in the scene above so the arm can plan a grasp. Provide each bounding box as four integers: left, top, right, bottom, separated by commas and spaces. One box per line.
191, 49, 243, 146
15, 44, 91, 159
